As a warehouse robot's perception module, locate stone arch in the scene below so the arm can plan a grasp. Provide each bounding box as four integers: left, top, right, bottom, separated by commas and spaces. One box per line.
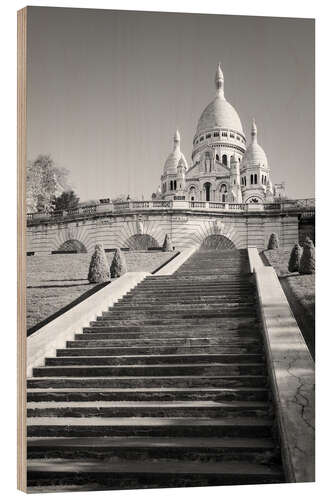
126, 233, 159, 250
58, 239, 87, 253
203, 182, 212, 201
200, 234, 236, 250
219, 183, 228, 203
187, 184, 198, 202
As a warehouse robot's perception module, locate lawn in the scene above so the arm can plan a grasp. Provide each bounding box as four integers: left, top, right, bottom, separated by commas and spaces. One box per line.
27, 251, 176, 332
263, 248, 315, 358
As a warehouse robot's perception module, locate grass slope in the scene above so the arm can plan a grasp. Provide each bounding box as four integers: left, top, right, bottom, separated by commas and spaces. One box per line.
27, 252, 175, 331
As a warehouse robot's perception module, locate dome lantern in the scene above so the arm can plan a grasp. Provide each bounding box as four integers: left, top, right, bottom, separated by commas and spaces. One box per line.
174, 129, 180, 150
215, 62, 224, 98
251, 118, 258, 144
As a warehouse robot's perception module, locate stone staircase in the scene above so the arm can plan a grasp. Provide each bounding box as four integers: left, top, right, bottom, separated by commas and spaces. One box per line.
27, 248, 284, 492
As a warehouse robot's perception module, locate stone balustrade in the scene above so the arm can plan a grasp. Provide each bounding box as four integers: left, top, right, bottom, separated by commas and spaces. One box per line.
27, 198, 315, 225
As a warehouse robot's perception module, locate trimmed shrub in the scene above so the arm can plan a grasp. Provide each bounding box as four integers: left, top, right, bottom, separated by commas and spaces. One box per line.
288, 243, 303, 273
88, 243, 110, 283
302, 235, 314, 248
162, 234, 173, 252
268, 233, 279, 250
110, 248, 127, 278
299, 238, 315, 275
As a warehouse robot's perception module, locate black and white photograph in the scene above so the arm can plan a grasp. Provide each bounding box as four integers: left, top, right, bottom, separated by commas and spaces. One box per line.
18, 5, 315, 493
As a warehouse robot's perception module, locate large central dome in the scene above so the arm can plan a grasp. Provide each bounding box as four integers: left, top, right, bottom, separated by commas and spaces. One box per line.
196, 63, 243, 135
196, 96, 243, 135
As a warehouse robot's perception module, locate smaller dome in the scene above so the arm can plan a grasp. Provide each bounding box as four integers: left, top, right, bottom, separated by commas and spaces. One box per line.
163, 130, 188, 175
242, 119, 268, 168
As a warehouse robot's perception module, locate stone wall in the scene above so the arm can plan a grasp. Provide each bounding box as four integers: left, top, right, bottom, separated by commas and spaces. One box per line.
27, 209, 301, 255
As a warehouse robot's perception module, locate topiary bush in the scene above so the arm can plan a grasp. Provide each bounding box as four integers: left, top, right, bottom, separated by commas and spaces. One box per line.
162, 234, 173, 252
268, 233, 279, 250
110, 248, 127, 278
88, 243, 110, 283
299, 237, 315, 275
288, 243, 303, 273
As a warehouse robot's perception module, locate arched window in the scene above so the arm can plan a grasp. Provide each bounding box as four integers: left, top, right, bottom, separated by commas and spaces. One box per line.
203, 182, 211, 201
216, 154, 220, 162
220, 183, 227, 202
222, 154, 228, 166
189, 187, 196, 202
254, 174, 258, 184
250, 174, 253, 185
170, 181, 173, 190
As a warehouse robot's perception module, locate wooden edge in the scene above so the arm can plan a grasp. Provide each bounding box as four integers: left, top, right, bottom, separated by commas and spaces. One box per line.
17, 6, 27, 493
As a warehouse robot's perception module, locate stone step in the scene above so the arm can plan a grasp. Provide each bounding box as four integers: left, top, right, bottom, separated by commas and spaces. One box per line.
27, 400, 270, 418
32, 363, 266, 378
67, 337, 262, 348
136, 278, 252, 285
93, 317, 257, 327
27, 416, 274, 438
47, 354, 264, 366
27, 374, 268, 389
144, 278, 250, 284
27, 459, 283, 490
27, 387, 269, 402
89, 318, 259, 330
100, 310, 256, 320
134, 284, 253, 292
112, 303, 255, 312
27, 436, 277, 462
122, 292, 254, 300
126, 289, 254, 297
121, 297, 255, 305
83, 324, 260, 335
77, 332, 261, 341
58, 344, 263, 356
87, 320, 259, 331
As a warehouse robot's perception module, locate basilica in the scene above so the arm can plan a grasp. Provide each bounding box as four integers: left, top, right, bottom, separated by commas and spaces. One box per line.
156, 63, 285, 204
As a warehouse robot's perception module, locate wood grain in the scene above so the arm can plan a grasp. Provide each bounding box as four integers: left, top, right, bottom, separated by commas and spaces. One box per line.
17, 6, 27, 493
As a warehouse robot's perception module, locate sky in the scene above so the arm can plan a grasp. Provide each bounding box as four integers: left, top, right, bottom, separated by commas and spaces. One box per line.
27, 7, 315, 201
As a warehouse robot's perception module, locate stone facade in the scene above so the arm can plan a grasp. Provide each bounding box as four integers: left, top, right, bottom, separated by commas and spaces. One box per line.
27, 208, 300, 255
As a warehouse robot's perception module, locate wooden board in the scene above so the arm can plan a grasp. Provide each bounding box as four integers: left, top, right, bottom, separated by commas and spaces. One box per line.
17, 6, 27, 493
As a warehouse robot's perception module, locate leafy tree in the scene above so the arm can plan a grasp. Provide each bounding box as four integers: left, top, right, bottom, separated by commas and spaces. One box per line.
54, 190, 80, 212
268, 233, 279, 250
110, 248, 127, 278
288, 243, 303, 273
299, 238, 315, 275
112, 194, 128, 203
88, 244, 110, 283
27, 154, 70, 213
162, 234, 173, 252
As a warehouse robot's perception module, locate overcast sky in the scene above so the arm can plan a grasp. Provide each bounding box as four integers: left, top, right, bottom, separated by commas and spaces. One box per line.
27, 7, 314, 201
